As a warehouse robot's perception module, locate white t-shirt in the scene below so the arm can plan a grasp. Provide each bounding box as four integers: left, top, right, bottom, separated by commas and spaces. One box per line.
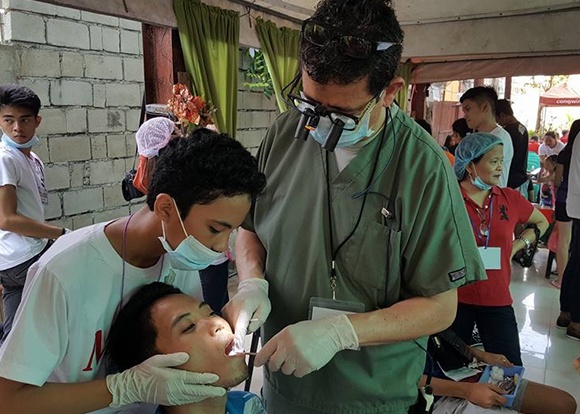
0, 221, 202, 414
490, 125, 514, 188
0, 142, 48, 270
539, 141, 565, 158
566, 137, 580, 219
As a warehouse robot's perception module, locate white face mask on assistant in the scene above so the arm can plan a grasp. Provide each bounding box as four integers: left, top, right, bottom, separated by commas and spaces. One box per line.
158, 199, 223, 271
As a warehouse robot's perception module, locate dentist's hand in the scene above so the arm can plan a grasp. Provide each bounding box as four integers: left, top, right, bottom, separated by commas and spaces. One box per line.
106, 352, 225, 407
222, 278, 271, 351
255, 314, 359, 378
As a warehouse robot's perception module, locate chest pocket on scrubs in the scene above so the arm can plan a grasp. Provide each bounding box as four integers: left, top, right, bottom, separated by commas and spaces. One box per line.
340, 217, 402, 309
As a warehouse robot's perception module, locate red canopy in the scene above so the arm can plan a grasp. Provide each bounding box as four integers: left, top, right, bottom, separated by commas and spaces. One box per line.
539, 83, 580, 107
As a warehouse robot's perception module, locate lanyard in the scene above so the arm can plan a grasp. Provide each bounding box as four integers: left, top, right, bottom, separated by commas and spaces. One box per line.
324, 119, 386, 300
116, 214, 164, 318
468, 196, 494, 249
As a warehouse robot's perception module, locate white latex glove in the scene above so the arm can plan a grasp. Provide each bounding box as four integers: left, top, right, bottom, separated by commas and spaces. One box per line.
222, 278, 270, 352
106, 352, 225, 407
254, 314, 359, 378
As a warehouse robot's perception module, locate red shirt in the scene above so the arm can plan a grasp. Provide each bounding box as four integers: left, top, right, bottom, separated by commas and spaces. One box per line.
528, 141, 540, 153
458, 186, 534, 306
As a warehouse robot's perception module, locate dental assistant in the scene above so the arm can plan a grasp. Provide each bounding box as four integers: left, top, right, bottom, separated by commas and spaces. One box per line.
0, 130, 266, 414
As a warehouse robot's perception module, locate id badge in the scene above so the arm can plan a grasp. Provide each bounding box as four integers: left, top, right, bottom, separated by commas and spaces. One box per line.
39, 186, 48, 206
478, 247, 501, 270
308, 297, 365, 320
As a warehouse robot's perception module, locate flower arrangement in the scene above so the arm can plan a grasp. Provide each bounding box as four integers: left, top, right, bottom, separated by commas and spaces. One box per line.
167, 83, 217, 135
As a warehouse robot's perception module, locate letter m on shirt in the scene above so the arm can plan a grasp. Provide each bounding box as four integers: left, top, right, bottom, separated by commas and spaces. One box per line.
82, 330, 104, 372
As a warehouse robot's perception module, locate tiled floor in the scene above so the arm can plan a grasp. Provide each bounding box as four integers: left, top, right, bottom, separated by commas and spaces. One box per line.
511, 248, 580, 412
232, 248, 580, 411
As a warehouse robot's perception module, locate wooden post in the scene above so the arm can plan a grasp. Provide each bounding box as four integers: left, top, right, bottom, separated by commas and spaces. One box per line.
411, 83, 428, 120
142, 24, 186, 105
505, 76, 512, 100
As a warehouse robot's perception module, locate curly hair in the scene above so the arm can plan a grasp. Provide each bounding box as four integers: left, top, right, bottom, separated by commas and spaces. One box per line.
0, 84, 41, 116
301, 0, 404, 95
146, 128, 266, 218
107, 282, 182, 371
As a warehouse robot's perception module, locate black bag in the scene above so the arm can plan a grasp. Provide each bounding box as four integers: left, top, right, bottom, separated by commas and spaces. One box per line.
121, 169, 144, 201
515, 224, 541, 268
427, 329, 473, 371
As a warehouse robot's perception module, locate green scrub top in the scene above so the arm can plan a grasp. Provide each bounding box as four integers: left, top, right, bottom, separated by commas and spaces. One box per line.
245, 107, 486, 414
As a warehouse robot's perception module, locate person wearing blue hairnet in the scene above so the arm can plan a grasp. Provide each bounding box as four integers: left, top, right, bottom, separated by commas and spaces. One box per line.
451, 133, 549, 366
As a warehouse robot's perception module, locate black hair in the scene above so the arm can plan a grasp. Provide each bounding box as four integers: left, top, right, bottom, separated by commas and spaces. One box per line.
460, 86, 498, 114
530, 135, 539, 142
415, 119, 432, 135
452, 118, 472, 139
546, 154, 558, 164
301, 0, 404, 96
495, 99, 514, 117
146, 128, 266, 218
444, 135, 454, 148
544, 131, 557, 139
107, 282, 183, 371
0, 84, 42, 116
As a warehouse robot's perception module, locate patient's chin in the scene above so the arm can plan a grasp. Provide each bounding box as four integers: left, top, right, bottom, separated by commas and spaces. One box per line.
219, 365, 249, 388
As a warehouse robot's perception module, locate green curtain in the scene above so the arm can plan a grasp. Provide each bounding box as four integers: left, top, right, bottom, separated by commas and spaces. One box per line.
255, 17, 300, 112
174, 0, 239, 136
395, 61, 414, 113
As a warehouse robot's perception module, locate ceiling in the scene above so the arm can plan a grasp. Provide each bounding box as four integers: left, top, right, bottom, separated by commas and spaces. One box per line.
237, 0, 580, 25
34, 0, 580, 80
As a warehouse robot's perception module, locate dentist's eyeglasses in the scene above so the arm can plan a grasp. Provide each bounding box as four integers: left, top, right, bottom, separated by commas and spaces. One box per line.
281, 73, 383, 151
301, 19, 401, 60
282, 74, 381, 133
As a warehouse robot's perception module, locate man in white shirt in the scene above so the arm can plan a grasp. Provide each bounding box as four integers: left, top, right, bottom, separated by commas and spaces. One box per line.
539, 131, 566, 162
460, 86, 513, 188
0, 84, 68, 342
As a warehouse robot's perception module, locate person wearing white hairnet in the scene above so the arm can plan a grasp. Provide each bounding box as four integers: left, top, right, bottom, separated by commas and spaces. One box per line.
451, 132, 548, 367
133, 117, 176, 195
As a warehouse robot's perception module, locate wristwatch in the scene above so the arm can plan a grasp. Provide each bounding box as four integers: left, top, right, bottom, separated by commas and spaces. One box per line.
518, 236, 532, 250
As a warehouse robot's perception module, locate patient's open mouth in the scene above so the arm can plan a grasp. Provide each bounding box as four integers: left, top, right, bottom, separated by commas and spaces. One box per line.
225, 339, 234, 356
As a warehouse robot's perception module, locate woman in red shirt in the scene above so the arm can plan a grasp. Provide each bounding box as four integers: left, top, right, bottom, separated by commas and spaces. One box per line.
452, 133, 549, 366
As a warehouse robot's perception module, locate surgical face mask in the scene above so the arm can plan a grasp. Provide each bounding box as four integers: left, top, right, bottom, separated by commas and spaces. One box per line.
471, 170, 493, 191
310, 110, 376, 149
299, 92, 378, 149
158, 199, 223, 271
2, 133, 40, 149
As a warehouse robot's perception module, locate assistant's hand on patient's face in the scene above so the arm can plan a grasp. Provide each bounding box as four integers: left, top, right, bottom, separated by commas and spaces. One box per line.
221, 278, 271, 352
106, 352, 225, 407
254, 315, 359, 378
465, 382, 507, 408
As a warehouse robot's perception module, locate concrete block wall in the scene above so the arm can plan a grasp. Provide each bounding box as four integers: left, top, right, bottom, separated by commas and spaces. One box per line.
0, 0, 145, 229
236, 49, 279, 154
0, 2, 279, 229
